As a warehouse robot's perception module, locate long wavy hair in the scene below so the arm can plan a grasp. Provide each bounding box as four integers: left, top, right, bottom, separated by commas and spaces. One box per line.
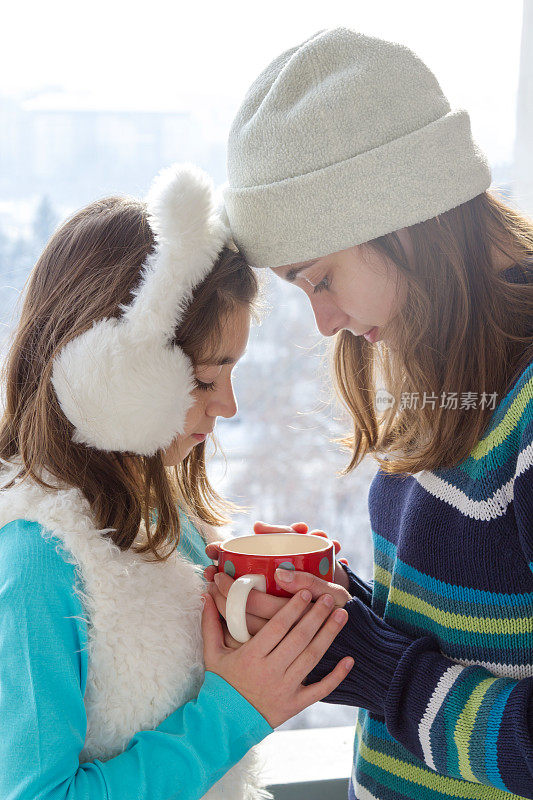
333, 188, 533, 475
0, 196, 258, 560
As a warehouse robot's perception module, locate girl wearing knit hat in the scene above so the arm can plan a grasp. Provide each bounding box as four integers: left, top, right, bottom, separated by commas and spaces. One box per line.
208, 27, 533, 799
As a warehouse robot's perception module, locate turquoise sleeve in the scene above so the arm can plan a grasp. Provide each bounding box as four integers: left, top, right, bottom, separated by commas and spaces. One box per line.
0, 519, 273, 800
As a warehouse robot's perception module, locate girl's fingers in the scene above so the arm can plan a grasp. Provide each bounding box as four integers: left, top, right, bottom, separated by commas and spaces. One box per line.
303, 528, 342, 554
253, 521, 291, 534
222, 622, 244, 650
297, 655, 355, 709
205, 542, 222, 561
204, 564, 217, 582
240, 585, 288, 619
212, 572, 234, 596
213, 572, 288, 619
253, 521, 308, 535
290, 522, 309, 533
270, 593, 341, 669
251, 590, 313, 657
201, 593, 227, 665
207, 581, 227, 617
287, 607, 349, 682
306, 530, 340, 553
208, 582, 267, 634
274, 569, 351, 608
243, 613, 269, 636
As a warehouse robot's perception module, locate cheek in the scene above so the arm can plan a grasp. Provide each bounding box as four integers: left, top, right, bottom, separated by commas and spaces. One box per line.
162, 394, 207, 464
342, 265, 404, 322
382, 267, 408, 319
183, 394, 206, 435
336, 271, 375, 318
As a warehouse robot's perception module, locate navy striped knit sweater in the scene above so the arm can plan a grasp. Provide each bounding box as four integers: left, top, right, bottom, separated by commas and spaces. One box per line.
307, 265, 533, 799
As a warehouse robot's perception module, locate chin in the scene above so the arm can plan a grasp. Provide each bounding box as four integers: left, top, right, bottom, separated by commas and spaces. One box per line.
162, 435, 192, 466
162, 450, 188, 467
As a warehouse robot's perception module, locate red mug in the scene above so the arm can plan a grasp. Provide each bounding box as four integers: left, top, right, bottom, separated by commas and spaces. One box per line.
218, 532, 335, 643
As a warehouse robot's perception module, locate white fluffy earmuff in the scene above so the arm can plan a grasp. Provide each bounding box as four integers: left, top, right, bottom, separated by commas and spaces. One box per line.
51, 162, 230, 456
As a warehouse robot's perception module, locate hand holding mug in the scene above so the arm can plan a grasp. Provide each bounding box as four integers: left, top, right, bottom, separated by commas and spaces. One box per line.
218, 531, 337, 642
206, 528, 352, 647
253, 521, 350, 589
208, 564, 352, 648
202, 586, 354, 728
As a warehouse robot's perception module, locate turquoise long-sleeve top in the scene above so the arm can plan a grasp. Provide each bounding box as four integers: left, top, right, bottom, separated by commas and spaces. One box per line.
0, 514, 273, 800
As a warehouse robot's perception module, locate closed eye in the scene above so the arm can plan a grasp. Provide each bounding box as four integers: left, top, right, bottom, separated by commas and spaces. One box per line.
194, 379, 216, 392
312, 275, 330, 294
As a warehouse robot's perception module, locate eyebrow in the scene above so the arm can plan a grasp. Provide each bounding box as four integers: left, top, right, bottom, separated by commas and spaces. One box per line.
285, 260, 319, 282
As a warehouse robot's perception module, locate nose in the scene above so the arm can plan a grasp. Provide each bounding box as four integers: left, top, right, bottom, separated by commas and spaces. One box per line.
309, 294, 350, 337
206, 377, 238, 420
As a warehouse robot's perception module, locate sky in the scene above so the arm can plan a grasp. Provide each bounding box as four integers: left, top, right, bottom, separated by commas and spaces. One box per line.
0, 0, 527, 163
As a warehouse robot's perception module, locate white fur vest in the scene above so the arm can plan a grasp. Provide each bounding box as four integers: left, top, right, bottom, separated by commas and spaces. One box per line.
0, 458, 272, 800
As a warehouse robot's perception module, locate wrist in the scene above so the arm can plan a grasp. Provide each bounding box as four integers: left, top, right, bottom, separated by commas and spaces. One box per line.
305, 598, 434, 714
203, 670, 275, 735
335, 560, 351, 591
341, 599, 414, 714
340, 562, 373, 605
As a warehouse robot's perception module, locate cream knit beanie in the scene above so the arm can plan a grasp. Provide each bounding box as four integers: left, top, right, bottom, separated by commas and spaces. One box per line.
222, 27, 492, 269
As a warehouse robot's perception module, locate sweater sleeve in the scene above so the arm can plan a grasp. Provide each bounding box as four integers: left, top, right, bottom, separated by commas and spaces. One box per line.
304, 409, 533, 798
339, 561, 373, 605
0, 519, 273, 800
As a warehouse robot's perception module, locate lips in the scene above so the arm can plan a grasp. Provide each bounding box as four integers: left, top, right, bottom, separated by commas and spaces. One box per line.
363, 326, 380, 343
191, 429, 214, 440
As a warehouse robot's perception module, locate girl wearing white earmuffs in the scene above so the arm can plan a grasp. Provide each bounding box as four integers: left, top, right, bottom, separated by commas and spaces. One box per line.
0, 163, 353, 800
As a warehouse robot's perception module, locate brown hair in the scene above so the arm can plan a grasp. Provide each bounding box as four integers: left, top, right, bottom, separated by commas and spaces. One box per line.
333, 189, 533, 475
0, 196, 258, 560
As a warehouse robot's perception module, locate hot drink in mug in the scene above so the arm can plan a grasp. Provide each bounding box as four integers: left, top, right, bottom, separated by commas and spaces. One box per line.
217, 532, 335, 643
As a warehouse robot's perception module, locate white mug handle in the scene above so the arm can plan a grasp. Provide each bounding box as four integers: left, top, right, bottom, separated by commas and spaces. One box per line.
225, 574, 267, 643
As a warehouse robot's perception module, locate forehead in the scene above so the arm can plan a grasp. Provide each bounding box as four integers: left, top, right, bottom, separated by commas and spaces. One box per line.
198, 304, 250, 364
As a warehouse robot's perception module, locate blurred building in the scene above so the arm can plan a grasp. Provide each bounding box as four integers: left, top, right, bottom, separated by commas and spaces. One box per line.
0, 91, 214, 207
